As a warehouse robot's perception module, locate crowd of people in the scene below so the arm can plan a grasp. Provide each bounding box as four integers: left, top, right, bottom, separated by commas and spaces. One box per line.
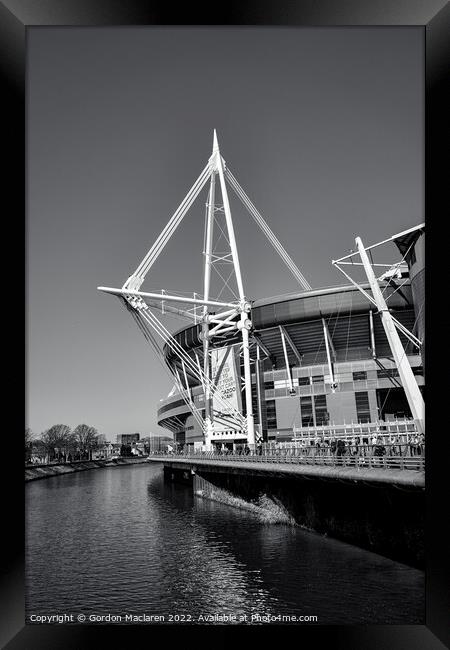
291, 433, 425, 458
187, 433, 426, 459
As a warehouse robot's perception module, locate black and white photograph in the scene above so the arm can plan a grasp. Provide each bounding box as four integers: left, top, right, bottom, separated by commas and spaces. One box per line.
2, 2, 449, 648
25, 23, 426, 625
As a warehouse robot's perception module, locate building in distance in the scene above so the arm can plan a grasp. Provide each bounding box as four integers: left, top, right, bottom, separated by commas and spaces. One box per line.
116, 433, 140, 445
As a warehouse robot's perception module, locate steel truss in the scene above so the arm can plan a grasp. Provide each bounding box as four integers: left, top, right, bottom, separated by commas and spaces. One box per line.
332, 224, 425, 434
99, 131, 311, 447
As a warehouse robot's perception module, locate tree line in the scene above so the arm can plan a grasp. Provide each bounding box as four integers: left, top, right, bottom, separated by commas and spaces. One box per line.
25, 424, 100, 464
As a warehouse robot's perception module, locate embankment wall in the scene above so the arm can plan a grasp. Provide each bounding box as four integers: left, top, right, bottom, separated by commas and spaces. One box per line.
163, 462, 424, 568
25, 457, 148, 482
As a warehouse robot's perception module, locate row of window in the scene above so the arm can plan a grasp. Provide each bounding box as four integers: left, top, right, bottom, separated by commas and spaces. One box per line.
160, 366, 423, 421
266, 391, 373, 429
266, 399, 277, 430
355, 391, 371, 423
264, 375, 325, 390
299, 394, 328, 426
264, 366, 424, 391
354, 367, 423, 381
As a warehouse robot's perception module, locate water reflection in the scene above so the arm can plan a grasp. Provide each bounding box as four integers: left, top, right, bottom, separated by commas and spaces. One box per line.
26, 463, 424, 624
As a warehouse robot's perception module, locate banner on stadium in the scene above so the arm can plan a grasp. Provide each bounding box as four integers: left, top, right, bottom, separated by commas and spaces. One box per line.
210, 345, 242, 431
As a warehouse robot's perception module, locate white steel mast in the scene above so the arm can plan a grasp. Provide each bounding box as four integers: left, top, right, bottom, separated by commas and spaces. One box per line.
332, 226, 425, 436
355, 236, 425, 435
213, 132, 255, 445
202, 134, 217, 447
99, 130, 312, 449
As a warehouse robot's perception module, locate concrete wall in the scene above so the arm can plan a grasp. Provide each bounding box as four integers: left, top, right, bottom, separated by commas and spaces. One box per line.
25, 457, 148, 482
326, 391, 357, 424
275, 396, 300, 429
189, 468, 424, 568
158, 355, 424, 440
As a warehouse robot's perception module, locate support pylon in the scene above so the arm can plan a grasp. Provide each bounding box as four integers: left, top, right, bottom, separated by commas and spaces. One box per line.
99, 130, 312, 449
356, 236, 424, 434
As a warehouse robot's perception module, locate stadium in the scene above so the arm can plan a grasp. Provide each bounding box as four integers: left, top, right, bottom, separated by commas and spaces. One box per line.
99, 132, 424, 450
157, 227, 424, 448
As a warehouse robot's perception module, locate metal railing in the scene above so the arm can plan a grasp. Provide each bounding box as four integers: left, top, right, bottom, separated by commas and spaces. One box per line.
292, 419, 418, 442
149, 441, 425, 472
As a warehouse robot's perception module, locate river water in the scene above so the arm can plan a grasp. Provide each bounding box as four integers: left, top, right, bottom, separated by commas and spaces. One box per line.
26, 463, 424, 625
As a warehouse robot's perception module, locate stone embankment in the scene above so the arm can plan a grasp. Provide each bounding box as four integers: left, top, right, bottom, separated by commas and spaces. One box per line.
194, 474, 297, 524
25, 457, 149, 482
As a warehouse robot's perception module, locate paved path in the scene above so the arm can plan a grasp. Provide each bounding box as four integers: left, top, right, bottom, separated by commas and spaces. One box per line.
147, 456, 425, 488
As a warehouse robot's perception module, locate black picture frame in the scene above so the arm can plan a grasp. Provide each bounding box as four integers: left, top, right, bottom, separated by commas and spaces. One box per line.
3, 1, 448, 648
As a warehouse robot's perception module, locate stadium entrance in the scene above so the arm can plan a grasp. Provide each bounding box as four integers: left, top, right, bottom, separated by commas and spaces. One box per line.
377, 388, 412, 421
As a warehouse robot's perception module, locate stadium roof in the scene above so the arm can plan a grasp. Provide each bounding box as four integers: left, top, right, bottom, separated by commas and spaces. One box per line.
164, 283, 416, 379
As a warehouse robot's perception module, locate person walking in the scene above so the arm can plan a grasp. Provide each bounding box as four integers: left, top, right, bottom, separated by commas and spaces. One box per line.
373, 436, 386, 466
336, 439, 346, 465
330, 437, 337, 456
388, 434, 397, 456
418, 433, 425, 456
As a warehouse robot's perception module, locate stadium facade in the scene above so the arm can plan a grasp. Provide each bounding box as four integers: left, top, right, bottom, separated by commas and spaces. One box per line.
98, 132, 424, 449
157, 228, 424, 447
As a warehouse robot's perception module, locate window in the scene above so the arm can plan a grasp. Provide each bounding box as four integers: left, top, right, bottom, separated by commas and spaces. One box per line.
298, 377, 311, 386
251, 384, 259, 424
353, 371, 367, 381
264, 380, 274, 390
377, 368, 400, 379
274, 379, 291, 389
311, 375, 324, 384
355, 391, 371, 423
300, 396, 314, 427
412, 366, 423, 376
266, 400, 277, 429
314, 394, 328, 426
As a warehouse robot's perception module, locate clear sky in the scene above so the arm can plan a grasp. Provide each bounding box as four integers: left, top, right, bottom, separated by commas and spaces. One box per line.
27, 27, 423, 438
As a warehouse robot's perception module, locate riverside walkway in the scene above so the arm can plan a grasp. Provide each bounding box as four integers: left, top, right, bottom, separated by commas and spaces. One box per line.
25, 456, 148, 482
147, 444, 425, 488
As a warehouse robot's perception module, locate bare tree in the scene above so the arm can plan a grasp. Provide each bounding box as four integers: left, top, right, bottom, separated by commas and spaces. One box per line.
25, 428, 34, 463
40, 424, 72, 462
73, 424, 99, 460
25, 427, 34, 446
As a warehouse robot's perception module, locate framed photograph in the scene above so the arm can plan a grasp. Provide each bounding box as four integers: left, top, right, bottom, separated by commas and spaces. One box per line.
3, 1, 448, 648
